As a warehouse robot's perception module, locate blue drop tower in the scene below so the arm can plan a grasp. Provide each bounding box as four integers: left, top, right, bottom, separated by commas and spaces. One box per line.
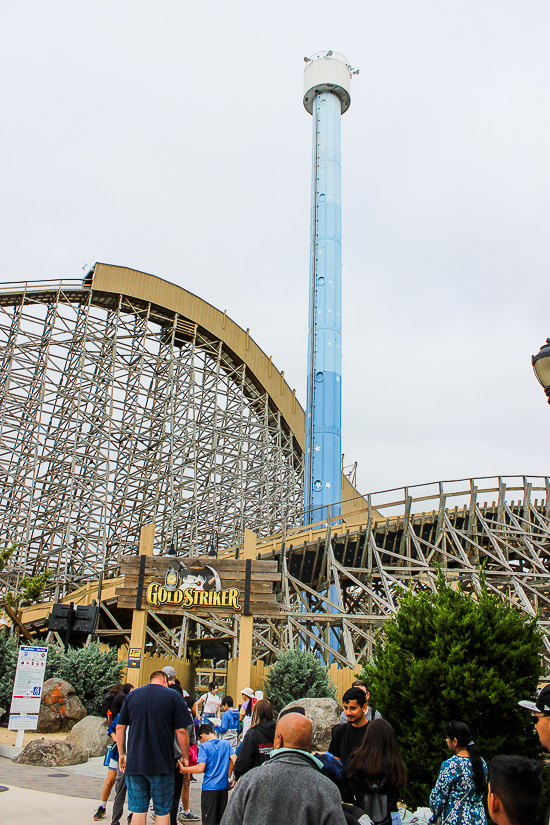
304, 52, 352, 524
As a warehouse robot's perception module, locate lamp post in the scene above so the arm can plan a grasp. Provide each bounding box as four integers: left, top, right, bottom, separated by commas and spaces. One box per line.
532, 338, 550, 404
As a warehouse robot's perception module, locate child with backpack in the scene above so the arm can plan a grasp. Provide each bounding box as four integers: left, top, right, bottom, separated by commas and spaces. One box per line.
218, 695, 241, 749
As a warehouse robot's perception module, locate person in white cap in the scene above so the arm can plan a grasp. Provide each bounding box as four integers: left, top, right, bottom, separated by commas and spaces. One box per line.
519, 683, 550, 751
239, 688, 254, 739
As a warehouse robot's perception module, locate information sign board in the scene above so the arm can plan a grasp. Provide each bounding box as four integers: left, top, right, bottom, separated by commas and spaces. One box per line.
9, 645, 48, 732
8, 714, 39, 731
128, 647, 142, 669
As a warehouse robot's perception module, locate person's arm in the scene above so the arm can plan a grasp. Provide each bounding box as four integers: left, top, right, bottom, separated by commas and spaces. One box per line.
175, 727, 190, 766
179, 761, 206, 775
115, 724, 128, 771
228, 753, 237, 778
219, 711, 229, 733
322, 785, 349, 825
107, 715, 119, 742
233, 730, 256, 779
327, 725, 341, 759
196, 693, 206, 709
220, 777, 246, 825
429, 760, 456, 816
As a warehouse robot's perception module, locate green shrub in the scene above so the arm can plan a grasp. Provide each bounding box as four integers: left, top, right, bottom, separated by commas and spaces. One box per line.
0, 632, 19, 710
265, 649, 337, 712
60, 641, 124, 715
0, 632, 123, 715
361, 571, 544, 808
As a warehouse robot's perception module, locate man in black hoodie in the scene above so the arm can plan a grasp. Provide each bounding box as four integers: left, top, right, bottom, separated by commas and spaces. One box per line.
233, 699, 276, 779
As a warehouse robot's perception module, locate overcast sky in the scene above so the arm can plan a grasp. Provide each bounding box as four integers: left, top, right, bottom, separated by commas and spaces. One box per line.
2, 1, 550, 498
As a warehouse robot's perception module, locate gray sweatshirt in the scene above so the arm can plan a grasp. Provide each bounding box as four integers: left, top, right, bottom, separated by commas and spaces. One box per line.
221, 749, 347, 825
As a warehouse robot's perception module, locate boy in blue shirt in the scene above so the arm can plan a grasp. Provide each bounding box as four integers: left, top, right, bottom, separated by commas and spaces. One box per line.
179, 724, 236, 825
218, 696, 241, 750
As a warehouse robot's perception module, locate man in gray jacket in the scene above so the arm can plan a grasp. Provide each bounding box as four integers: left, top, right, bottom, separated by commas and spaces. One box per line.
220, 713, 346, 825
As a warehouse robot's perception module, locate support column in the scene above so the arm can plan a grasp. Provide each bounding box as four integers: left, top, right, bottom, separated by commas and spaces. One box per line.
128, 523, 154, 687
236, 529, 256, 693
303, 52, 352, 525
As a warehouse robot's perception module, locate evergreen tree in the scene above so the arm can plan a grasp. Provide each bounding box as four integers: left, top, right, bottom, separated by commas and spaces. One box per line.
61, 641, 124, 715
265, 649, 336, 712
361, 572, 544, 808
0, 632, 19, 710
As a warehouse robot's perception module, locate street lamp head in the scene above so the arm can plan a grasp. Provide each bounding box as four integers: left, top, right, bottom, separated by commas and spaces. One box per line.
532, 338, 550, 404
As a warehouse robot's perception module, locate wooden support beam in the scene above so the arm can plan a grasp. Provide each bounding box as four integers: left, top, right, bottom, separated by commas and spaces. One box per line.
2, 602, 34, 642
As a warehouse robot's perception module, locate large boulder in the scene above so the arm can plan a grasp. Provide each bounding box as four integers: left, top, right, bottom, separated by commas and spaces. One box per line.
14, 739, 88, 767
280, 697, 342, 751
65, 715, 111, 757
37, 678, 87, 733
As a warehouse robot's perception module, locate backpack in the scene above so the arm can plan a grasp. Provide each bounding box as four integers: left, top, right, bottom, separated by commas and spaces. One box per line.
99, 691, 115, 717
362, 782, 390, 825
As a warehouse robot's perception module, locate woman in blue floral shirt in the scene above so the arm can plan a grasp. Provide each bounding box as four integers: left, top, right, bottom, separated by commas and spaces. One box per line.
429, 721, 487, 825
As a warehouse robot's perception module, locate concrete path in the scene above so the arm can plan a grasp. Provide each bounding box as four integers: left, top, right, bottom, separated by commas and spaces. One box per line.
0, 784, 104, 824
0, 756, 204, 823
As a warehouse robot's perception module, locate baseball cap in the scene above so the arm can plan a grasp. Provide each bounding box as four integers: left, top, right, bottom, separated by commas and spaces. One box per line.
241, 687, 254, 698
519, 684, 550, 714
162, 665, 176, 679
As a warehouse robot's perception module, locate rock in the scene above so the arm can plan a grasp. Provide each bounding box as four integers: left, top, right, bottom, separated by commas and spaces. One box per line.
65, 715, 111, 757
13, 739, 88, 766
37, 678, 87, 733
280, 697, 342, 751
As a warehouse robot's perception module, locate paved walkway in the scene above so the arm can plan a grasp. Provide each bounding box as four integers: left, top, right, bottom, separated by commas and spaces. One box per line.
0, 756, 204, 824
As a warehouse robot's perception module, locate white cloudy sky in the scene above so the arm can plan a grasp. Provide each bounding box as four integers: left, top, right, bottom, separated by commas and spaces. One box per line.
1, 1, 550, 497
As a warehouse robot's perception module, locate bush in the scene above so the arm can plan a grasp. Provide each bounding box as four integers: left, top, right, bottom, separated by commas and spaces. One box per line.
0, 632, 124, 715
0, 632, 19, 710
265, 649, 337, 712
361, 571, 544, 808
60, 641, 124, 715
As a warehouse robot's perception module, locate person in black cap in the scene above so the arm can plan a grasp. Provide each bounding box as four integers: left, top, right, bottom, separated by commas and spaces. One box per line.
518, 683, 550, 751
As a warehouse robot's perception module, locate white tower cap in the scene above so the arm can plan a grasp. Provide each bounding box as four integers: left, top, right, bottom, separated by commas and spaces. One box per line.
303, 51, 354, 115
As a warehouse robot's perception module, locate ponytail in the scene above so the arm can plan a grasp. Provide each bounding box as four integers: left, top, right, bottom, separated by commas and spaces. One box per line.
444, 721, 485, 794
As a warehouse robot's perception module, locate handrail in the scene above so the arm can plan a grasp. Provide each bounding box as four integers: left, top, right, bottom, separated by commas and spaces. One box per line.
256, 474, 550, 548
0, 278, 89, 294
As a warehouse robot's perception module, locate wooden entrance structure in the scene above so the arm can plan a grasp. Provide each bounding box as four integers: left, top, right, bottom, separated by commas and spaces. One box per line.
116, 526, 280, 689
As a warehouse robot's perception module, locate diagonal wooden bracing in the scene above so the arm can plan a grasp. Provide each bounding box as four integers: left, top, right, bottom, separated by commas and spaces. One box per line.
251, 477, 550, 673
0, 273, 303, 599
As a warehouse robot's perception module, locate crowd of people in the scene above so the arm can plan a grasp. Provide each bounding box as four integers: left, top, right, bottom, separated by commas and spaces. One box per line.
92, 673, 549, 825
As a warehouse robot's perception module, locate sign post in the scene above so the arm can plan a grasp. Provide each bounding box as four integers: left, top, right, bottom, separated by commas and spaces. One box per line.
9, 645, 48, 748
127, 522, 155, 686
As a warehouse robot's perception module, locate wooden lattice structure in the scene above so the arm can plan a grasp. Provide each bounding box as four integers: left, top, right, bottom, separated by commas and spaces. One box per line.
0, 265, 303, 599
249, 476, 550, 671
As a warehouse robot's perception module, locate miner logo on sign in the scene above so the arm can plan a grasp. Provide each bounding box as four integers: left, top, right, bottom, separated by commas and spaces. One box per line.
179, 561, 221, 592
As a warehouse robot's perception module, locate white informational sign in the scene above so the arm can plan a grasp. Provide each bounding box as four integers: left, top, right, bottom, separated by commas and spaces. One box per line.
9, 645, 48, 732
8, 714, 39, 731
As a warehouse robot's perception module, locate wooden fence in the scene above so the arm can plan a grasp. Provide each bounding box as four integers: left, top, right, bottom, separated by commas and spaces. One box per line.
118, 646, 196, 694
118, 646, 357, 705
227, 659, 357, 705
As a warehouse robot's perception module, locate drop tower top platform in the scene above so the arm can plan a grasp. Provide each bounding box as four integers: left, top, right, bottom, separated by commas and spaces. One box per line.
303, 51, 354, 115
